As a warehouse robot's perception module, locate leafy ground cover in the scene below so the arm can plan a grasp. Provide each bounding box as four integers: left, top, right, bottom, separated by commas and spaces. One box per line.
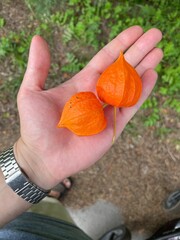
0, 0, 180, 127
0, 0, 179, 233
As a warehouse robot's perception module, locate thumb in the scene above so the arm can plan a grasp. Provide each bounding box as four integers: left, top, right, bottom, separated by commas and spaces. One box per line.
21, 35, 51, 91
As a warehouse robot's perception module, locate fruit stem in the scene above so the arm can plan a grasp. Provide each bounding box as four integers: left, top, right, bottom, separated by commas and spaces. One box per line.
103, 103, 108, 109
112, 106, 117, 144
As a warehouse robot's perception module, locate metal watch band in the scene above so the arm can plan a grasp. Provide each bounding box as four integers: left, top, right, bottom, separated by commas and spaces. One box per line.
0, 146, 50, 204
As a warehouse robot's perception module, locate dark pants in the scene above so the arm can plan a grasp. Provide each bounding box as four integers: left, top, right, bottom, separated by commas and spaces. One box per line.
0, 212, 92, 240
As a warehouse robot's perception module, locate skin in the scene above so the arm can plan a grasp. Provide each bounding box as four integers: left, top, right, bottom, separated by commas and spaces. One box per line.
0, 26, 163, 226
15, 26, 163, 190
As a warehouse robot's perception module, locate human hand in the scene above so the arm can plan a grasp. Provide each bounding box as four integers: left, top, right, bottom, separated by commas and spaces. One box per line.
14, 26, 163, 190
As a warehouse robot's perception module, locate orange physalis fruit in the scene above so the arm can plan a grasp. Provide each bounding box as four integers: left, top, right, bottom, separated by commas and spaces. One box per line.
96, 52, 142, 107
57, 92, 107, 136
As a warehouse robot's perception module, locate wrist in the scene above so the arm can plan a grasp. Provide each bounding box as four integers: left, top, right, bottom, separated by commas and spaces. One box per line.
0, 146, 50, 204
14, 139, 52, 190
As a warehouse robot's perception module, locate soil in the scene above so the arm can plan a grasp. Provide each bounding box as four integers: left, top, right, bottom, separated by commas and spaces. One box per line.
0, 1, 180, 236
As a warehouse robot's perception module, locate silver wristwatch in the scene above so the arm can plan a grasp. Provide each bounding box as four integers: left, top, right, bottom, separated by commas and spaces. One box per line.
0, 146, 50, 204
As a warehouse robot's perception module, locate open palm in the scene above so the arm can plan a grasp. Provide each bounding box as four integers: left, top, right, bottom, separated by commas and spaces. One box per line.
15, 26, 163, 189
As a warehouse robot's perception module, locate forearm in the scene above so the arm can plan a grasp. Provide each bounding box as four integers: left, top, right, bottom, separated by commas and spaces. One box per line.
0, 143, 49, 227
0, 168, 31, 227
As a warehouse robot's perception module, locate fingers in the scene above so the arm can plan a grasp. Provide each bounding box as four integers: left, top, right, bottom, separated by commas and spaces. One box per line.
86, 27, 162, 76
73, 26, 162, 93
87, 26, 144, 74
117, 69, 158, 131
124, 28, 162, 67
116, 43, 161, 128
21, 36, 50, 91
136, 48, 163, 76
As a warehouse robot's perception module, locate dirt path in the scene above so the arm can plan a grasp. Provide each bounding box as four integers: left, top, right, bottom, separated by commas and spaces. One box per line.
0, 0, 180, 235
0, 101, 179, 234
61, 113, 179, 233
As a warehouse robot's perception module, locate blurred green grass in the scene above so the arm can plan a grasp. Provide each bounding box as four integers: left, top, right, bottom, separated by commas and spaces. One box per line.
0, 0, 179, 127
